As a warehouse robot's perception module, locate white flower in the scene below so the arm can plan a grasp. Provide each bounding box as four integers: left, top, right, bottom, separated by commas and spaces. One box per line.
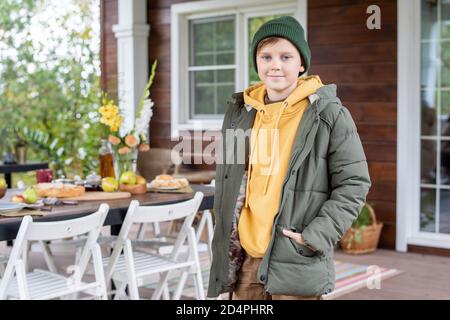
135, 98, 154, 140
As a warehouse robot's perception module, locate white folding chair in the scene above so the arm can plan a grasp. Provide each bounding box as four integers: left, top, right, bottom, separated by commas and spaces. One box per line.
0, 254, 8, 277
0, 204, 109, 300
135, 180, 214, 260
104, 192, 205, 300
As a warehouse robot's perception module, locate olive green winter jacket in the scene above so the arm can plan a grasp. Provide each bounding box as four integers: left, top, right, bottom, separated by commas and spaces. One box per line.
207, 84, 371, 297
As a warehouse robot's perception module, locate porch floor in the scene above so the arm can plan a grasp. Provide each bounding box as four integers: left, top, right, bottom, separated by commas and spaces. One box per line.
333, 248, 450, 299
1, 231, 449, 299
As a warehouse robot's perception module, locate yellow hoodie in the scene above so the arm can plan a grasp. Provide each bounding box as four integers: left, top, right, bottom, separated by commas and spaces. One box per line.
238, 75, 324, 258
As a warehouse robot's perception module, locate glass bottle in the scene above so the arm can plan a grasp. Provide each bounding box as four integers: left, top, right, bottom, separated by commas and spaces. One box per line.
99, 139, 115, 178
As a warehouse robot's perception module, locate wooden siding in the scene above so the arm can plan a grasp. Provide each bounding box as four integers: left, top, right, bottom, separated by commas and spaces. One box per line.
308, 0, 398, 249
100, 0, 118, 99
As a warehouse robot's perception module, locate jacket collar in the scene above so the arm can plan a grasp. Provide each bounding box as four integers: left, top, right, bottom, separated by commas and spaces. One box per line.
233, 83, 337, 113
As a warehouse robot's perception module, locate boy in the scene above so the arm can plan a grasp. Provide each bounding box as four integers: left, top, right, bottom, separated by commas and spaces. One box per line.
207, 16, 371, 300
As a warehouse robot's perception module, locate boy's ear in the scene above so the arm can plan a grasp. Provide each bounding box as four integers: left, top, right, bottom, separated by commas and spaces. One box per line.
299, 66, 305, 73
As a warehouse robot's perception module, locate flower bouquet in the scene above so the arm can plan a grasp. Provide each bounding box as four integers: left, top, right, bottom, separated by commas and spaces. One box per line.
99, 60, 157, 185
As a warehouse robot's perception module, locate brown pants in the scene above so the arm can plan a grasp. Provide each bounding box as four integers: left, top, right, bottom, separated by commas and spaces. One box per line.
231, 253, 322, 300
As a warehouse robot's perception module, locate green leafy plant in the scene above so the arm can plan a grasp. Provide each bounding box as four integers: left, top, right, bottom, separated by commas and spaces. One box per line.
346, 202, 375, 244
352, 202, 375, 228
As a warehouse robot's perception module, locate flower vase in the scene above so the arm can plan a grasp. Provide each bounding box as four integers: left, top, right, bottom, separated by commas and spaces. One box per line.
114, 148, 138, 180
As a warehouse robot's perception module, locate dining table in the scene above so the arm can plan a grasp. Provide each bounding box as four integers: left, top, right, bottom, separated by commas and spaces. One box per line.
0, 162, 49, 188
0, 184, 215, 242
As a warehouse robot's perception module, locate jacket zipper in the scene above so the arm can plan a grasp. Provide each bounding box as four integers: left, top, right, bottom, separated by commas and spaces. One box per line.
261, 99, 321, 292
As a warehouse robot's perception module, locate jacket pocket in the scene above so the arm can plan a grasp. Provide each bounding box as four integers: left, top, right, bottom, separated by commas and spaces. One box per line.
288, 238, 317, 258
272, 225, 318, 264
284, 225, 317, 258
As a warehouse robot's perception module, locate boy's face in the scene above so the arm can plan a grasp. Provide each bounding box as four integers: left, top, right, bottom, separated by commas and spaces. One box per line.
256, 38, 304, 95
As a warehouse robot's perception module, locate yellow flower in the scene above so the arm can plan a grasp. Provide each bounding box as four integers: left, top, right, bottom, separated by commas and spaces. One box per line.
99, 101, 122, 132
110, 115, 122, 132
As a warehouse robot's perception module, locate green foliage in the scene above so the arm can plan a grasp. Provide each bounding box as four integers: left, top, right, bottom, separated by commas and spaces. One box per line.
351, 202, 375, 229
0, 0, 102, 178
342, 203, 376, 246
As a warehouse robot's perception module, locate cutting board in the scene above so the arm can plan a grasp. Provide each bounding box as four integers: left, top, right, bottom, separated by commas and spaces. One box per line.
63, 191, 132, 201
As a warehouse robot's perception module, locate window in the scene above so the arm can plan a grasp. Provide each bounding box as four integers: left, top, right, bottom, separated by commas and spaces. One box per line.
171, 0, 305, 136
420, 0, 450, 234
188, 16, 235, 119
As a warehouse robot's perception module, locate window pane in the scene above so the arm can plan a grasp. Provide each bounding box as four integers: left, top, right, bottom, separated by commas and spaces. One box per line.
421, 188, 436, 232
247, 13, 293, 85
421, 90, 438, 135
441, 41, 450, 87
439, 189, 450, 233
441, 0, 450, 39
441, 140, 450, 184
190, 69, 235, 117
421, 41, 439, 89
441, 91, 450, 136
421, 0, 438, 40
421, 139, 437, 184
190, 16, 235, 67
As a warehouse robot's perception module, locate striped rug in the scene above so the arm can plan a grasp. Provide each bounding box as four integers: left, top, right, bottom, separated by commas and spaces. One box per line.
146, 252, 403, 300
322, 260, 403, 300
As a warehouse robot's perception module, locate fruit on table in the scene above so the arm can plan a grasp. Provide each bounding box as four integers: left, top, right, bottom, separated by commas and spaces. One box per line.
0, 178, 7, 189
119, 183, 147, 195
23, 187, 39, 204
11, 195, 25, 203
136, 175, 146, 185
102, 177, 119, 192
119, 171, 137, 185
0, 178, 6, 199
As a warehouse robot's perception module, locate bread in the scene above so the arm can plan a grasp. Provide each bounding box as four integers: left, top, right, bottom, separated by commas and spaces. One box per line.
150, 175, 189, 189
34, 183, 85, 198
155, 174, 174, 181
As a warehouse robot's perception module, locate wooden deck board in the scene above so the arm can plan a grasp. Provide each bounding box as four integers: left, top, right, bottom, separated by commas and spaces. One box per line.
333, 249, 450, 299
2, 239, 449, 299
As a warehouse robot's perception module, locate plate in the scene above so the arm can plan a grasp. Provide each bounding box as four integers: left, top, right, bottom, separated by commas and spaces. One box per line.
24, 199, 45, 209
147, 183, 180, 190
0, 203, 26, 214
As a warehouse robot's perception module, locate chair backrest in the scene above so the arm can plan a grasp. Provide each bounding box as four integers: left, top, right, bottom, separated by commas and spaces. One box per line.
137, 148, 182, 181
105, 192, 204, 281
0, 204, 109, 299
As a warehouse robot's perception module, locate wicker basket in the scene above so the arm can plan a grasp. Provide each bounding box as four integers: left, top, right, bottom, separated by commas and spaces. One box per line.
340, 204, 383, 254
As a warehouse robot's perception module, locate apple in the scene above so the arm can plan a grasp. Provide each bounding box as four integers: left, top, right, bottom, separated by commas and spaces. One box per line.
0, 178, 7, 189
0, 178, 6, 199
11, 195, 25, 203
23, 187, 38, 204
102, 177, 119, 192
119, 171, 136, 185
136, 175, 146, 185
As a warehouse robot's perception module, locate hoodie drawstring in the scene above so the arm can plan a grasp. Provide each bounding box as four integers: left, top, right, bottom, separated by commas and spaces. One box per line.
262, 101, 289, 195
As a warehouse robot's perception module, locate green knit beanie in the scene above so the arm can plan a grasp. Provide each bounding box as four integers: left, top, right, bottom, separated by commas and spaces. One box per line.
251, 16, 311, 76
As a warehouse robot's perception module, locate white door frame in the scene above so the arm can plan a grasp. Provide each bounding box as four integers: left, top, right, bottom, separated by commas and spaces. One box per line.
397, 0, 450, 251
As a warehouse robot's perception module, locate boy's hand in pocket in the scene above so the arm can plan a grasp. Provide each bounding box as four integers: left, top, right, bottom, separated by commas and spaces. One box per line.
282, 229, 317, 251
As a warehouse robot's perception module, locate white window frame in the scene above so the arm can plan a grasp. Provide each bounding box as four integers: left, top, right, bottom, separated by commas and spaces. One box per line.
170, 0, 307, 138
397, 0, 450, 251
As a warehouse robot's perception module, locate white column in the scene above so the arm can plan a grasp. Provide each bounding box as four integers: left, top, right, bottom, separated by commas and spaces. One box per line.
112, 0, 150, 135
